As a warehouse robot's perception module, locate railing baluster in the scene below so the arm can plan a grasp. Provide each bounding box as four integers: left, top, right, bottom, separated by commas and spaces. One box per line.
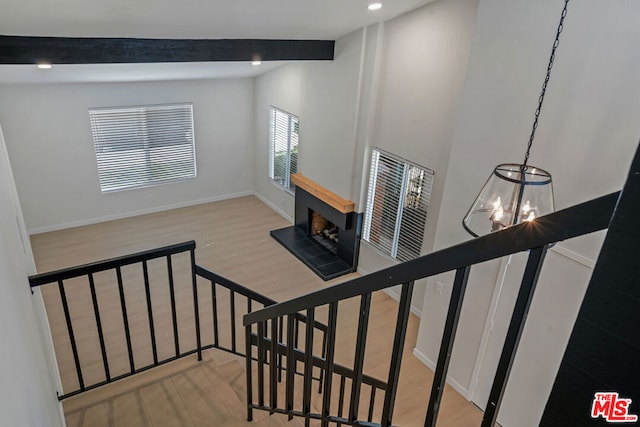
481, 246, 548, 426
278, 316, 284, 383
286, 314, 295, 419
319, 326, 327, 393
88, 273, 110, 382
58, 279, 85, 391
337, 376, 346, 427
381, 281, 415, 427
245, 325, 253, 421
211, 282, 219, 347
142, 260, 158, 365
349, 292, 372, 424
270, 317, 278, 412
257, 321, 265, 407
116, 267, 135, 374
424, 267, 470, 427
321, 302, 339, 427
303, 308, 316, 426
166, 255, 180, 357
368, 385, 376, 422
247, 297, 252, 314
190, 250, 202, 361
230, 290, 237, 353
294, 317, 300, 349
29, 241, 207, 400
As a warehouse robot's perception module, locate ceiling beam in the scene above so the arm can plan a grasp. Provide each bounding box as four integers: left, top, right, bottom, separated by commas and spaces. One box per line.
0, 35, 335, 64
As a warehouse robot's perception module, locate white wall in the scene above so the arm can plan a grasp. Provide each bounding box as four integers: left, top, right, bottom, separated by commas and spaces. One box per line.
0, 123, 64, 426
415, 0, 640, 425
253, 32, 364, 219
253, 1, 479, 314
357, 0, 479, 314
253, 63, 303, 220
297, 31, 364, 201
0, 79, 254, 233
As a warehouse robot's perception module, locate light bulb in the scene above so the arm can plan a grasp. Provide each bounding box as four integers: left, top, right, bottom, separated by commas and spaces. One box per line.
522, 200, 531, 214
494, 206, 504, 221
492, 197, 502, 211
368, 3, 382, 11
526, 211, 535, 222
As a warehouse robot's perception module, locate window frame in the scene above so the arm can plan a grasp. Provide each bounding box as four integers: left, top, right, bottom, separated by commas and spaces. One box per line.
268, 106, 299, 193
89, 102, 196, 193
362, 148, 435, 262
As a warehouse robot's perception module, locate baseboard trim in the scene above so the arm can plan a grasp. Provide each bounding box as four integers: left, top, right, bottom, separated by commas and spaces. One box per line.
28, 191, 254, 235
549, 244, 595, 269
253, 192, 294, 223
412, 347, 470, 400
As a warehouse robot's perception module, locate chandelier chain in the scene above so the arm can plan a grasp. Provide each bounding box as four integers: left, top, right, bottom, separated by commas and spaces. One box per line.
523, 0, 569, 169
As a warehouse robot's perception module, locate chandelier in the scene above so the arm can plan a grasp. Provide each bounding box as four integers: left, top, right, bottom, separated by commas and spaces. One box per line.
463, 0, 569, 237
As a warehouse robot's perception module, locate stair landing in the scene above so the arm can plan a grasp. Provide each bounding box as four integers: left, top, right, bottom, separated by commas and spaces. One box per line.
63, 348, 303, 427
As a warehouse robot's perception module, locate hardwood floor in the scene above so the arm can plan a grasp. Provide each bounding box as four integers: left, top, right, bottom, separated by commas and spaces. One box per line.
31, 196, 482, 426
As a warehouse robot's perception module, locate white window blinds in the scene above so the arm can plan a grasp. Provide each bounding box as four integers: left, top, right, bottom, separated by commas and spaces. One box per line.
89, 103, 196, 193
269, 106, 299, 191
363, 149, 434, 262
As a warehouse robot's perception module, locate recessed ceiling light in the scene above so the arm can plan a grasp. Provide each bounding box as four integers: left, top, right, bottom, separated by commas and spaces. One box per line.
37, 63, 52, 69
252, 61, 262, 66
368, 3, 382, 11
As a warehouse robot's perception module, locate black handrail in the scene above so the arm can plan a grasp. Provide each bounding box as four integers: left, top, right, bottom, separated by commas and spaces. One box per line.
244, 191, 618, 326
242, 191, 619, 427
196, 264, 328, 335
29, 241, 196, 287
195, 264, 277, 307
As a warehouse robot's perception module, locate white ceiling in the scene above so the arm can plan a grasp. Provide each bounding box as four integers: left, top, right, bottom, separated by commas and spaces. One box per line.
0, 62, 293, 84
0, 0, 434, 84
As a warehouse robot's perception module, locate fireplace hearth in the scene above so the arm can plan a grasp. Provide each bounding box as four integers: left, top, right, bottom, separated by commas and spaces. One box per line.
270, 174, 362, 281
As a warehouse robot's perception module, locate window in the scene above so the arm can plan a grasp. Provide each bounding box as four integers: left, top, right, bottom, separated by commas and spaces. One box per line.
269, 106, 299, 192
89, 103, 196, 193
362, 149, 434, 262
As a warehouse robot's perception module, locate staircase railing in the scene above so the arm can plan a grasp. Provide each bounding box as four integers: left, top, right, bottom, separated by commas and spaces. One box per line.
30, 241, 202, 399
243, 191, 620, 427
30, 241, 384, 403
197, 264, 389, 422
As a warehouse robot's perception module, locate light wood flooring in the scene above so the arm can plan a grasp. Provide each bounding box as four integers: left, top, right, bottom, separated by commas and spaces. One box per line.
31, 195, 482, 426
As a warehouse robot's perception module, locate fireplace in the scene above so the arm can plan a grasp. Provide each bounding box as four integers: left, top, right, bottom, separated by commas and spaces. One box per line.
310, 210, 338, 254
270, 174, 362, 281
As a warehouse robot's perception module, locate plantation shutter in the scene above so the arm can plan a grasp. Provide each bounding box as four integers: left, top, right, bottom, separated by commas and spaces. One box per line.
89, 103, 196, 193
363, 149, 434, 262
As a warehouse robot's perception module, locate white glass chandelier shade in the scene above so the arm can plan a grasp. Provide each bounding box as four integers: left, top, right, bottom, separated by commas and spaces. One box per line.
462, 164, 554, 237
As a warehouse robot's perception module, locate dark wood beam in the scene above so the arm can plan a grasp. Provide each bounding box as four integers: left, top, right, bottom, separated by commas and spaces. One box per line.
0, 35, 334, 64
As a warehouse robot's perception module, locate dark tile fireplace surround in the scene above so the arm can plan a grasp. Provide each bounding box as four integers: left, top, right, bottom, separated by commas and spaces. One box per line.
270, 180, 363, 281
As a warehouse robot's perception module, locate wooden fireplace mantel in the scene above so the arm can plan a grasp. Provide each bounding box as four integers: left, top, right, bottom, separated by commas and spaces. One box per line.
290, 173, 355, 214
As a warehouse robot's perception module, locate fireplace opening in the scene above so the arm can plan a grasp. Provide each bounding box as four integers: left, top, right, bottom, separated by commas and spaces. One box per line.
310, 210, 338, 254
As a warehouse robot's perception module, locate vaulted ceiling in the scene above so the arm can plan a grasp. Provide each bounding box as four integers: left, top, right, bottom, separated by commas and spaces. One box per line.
3, 0, 433, 39
0, 0, 435, 83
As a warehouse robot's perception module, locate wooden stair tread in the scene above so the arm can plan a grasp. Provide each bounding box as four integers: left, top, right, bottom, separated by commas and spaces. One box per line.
63, 347, 322, 427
